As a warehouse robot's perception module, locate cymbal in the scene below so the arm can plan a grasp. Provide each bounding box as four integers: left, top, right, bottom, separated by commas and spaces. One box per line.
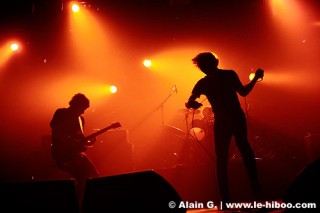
163, 125, 186, 138
177, 108, 200, 115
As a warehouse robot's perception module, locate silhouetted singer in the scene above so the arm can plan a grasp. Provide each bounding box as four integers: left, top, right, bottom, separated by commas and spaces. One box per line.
185, 52, 264, 209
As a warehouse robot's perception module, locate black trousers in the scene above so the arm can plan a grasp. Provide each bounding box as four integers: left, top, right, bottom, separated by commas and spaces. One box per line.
214, 111, 260, 203
56, 152, 99, 204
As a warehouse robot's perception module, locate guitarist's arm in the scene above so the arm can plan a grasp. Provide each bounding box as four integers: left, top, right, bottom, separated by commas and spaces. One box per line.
50, 108, 85, 146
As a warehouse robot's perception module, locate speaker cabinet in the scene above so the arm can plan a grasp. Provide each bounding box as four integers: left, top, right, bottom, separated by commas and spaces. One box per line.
0, 179, 79, 213
82, 170, 186, 213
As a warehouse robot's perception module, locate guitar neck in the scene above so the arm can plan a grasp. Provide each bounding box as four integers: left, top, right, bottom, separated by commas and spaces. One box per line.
84, 126, 113, 141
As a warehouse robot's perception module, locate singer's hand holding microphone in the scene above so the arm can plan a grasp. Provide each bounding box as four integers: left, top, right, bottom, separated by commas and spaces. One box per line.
254, 68, 264, 82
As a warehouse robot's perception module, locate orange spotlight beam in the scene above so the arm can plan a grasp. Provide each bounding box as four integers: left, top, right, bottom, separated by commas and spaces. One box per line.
0, 41, 21, 68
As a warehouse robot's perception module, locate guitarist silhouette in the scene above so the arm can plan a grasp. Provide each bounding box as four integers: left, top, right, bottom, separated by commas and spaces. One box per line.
50, 93, 121, 206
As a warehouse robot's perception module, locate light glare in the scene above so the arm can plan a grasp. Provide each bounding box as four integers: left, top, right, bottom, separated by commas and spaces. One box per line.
10, 43, 19, 51
143, 59, 152, 67
110, 85, 117, 93
72, 3, 80, 12
249, 73, 255, 81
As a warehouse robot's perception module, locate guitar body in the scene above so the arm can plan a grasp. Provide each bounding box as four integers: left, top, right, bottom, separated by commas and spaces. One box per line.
51, 135, 87, 163
51, 122, 121, 163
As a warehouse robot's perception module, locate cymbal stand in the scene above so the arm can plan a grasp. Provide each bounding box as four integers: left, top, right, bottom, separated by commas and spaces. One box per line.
177, 110, 195, 167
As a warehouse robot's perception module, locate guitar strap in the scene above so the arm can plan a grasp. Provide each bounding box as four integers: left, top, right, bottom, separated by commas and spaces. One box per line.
78, 116, 84, 134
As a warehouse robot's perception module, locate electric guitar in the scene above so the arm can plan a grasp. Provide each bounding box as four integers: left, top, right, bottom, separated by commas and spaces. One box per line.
51, 121, 121, 163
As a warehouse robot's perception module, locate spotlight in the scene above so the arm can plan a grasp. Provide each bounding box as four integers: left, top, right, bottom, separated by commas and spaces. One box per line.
110, 85, 117, 93
70, 1, 89, 13
249, 73, 255, 81
249, 73, 263, 82
71, 3, 80, 12
10, 43, 19, 51
143, 59, 152, 67
0, 41, 21, 67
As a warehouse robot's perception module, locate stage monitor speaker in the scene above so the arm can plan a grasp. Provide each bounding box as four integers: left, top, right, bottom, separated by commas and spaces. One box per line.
0, 179, 79, 213
82, 170, 186, 213
283, 158, 320, 212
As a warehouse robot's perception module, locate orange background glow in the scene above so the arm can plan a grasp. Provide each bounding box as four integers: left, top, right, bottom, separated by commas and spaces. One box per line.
0, 1, 320, 195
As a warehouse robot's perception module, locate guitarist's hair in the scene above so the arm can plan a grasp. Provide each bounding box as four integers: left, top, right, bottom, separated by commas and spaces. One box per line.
69, 93, 90, 108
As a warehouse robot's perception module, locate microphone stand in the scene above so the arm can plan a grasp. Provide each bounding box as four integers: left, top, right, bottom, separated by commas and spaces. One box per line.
130, 86, 177, 131
156, 86, 177, 126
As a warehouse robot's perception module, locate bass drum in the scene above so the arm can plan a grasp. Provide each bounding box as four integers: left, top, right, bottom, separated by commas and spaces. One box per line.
189, 127, 205, 141
190, 119, 204, 129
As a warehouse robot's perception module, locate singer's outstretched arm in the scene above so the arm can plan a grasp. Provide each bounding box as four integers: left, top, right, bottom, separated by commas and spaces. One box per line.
237, 68, 264, 97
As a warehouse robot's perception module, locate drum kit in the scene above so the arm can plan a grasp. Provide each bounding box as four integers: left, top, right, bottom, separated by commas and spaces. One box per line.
163, 106, 215, 167
151, 85, 215, 167
161, 105, 270, 167
176, 106, 214, 142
